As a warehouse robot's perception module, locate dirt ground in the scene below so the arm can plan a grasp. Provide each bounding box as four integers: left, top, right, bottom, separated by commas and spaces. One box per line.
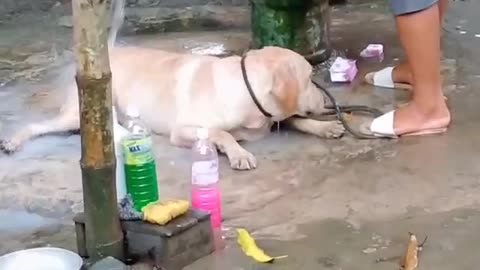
1, 0, 480, 269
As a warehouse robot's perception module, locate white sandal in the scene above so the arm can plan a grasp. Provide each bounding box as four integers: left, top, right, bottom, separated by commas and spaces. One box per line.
364, 67, 413, 90
370, 110, 448, 138
365, 67, 447, 101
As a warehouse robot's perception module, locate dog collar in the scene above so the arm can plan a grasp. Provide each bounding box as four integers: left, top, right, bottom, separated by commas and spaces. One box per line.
241, 55, 273, 118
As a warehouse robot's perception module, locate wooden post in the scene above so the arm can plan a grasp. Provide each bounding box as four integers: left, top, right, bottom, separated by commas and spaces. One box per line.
72, 0, 124, 262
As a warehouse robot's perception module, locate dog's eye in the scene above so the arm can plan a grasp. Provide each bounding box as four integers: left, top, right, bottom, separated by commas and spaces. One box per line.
306, 111, 313, 116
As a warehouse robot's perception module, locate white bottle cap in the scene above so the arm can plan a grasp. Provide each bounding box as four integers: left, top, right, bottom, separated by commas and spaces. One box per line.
126, 106, 140, 118
196, 128, 209, 140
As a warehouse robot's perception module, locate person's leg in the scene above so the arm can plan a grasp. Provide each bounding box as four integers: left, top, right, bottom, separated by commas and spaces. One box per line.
391, 0, 448, 85
438, 0, 449, 23
370, 1, 450, 136
391, 2, 450, 135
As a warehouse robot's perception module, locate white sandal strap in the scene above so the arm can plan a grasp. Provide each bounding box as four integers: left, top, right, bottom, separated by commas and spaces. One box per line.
373, 67, 395, 88
370, 110, 396, 137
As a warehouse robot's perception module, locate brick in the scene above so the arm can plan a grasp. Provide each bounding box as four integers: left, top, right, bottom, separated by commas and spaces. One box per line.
74, 210, 215, 270
123, 210, 215, 270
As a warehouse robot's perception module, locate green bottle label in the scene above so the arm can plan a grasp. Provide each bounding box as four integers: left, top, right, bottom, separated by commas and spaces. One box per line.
122, 136, 154, 165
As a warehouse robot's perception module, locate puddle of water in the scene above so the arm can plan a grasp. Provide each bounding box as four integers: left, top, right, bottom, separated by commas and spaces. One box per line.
0, 209, 56, 233
119, 30, 249, 57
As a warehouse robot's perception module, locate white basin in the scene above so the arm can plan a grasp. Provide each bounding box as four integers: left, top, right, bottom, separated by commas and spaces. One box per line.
0, 247, 83, 270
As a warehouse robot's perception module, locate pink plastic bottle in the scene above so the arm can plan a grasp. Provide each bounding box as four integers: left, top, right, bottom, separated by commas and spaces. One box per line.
191, 128, 222, 229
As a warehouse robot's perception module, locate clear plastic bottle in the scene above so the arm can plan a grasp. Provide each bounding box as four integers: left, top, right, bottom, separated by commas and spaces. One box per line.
122, 106, 159, 211
191, 128, 222, 229
112, 106, 129, 202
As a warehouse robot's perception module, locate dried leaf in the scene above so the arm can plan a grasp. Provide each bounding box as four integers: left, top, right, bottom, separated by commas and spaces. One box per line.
402, 232, 427, 270
236, 228, 287, 263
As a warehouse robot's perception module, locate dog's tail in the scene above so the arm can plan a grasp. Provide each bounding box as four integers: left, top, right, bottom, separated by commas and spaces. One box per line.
108, 0, 126, 48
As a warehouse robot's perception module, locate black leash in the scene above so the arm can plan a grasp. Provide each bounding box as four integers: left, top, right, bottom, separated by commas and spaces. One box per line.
240, 54, 384, 139
240, 55, 273, 118
310, 79, 384, 139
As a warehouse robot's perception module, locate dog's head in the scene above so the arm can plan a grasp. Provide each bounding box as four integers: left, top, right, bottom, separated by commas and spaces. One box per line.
247, 46, 326, 120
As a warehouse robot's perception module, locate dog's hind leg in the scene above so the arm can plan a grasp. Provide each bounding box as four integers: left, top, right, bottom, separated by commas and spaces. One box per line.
0, 106, 79, 154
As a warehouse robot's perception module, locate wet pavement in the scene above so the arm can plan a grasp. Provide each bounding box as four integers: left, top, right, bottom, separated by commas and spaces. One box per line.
1, 0, 480, 269
185, 209, 480, 270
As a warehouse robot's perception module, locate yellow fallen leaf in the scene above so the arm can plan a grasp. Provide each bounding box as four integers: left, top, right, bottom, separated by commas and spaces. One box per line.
237, 228, 287, 263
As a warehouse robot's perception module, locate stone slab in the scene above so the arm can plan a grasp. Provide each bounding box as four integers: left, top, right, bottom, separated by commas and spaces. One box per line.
74, 209, 215, 270
123, 210, 214, 270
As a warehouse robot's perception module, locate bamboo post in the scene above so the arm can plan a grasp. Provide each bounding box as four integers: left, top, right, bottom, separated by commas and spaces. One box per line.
72, 0, 124, 262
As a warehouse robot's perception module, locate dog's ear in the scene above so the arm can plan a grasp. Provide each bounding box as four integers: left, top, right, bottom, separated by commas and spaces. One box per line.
249, 47, 302, 116
270, 62, 300, 116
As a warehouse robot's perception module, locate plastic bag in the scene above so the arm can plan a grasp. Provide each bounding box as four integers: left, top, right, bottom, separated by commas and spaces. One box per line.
118, 194, 143, 221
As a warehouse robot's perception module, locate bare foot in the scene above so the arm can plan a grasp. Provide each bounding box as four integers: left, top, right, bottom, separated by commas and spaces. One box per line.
392, 62, 447, 101
392, 61, 413, 86
393, 97, 450, 136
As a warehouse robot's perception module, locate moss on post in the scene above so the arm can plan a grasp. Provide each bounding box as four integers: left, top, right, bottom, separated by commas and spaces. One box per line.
251, 0, 331, 64
72, 0, 124, 262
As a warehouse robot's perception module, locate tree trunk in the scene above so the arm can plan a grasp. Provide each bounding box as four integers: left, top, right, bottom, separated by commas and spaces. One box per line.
72, 0, 124, 262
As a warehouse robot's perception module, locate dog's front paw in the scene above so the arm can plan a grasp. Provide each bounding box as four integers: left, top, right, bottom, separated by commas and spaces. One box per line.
228, 148, 257, 170
323, 121, 345, 139
0, 139, 19, 154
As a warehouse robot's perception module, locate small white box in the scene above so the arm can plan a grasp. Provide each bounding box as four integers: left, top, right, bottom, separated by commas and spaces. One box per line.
360, 44, 384, 58
329, 57, 358, 82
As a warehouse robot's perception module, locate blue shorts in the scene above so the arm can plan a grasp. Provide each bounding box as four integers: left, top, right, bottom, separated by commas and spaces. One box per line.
389, 0, 438, 16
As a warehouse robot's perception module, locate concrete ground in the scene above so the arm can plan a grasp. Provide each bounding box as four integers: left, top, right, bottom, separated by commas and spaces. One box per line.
0, 0, 479, 269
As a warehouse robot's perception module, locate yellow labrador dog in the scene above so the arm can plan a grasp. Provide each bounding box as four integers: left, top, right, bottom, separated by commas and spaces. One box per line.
0, 46, 344, 170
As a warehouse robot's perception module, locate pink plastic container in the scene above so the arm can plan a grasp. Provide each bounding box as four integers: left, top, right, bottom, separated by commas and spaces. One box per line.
191, 185, 222, 228
191, 128, 222, 229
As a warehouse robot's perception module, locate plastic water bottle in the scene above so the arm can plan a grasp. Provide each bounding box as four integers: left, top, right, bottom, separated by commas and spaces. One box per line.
122, 106, 159, 211
112, 107, 129, 202
191, 128, 222, 229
